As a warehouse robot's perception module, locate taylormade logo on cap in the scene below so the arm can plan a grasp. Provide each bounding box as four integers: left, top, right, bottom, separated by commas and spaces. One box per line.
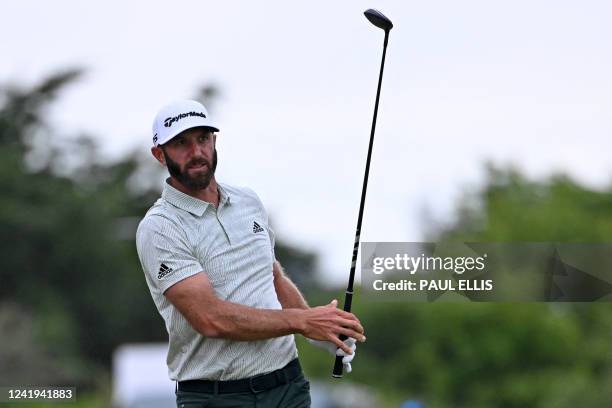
152, 100, 219, 146
164, 111, 207, 128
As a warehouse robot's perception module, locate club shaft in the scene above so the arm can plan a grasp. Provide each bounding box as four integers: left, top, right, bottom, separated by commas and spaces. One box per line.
333, 29, 390, 378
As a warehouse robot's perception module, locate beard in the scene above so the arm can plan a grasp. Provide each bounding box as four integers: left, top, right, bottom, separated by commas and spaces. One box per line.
163, 148, 218, 191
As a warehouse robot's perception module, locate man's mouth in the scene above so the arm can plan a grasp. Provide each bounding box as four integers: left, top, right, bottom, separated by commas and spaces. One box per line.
188, 162, 208, 171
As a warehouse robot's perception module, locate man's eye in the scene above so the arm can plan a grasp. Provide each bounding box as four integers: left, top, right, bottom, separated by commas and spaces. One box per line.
198, 135, 209, 142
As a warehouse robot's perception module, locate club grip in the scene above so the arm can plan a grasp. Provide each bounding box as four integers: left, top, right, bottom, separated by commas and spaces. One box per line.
332, 333, 348, 378
332, 291, 353, 378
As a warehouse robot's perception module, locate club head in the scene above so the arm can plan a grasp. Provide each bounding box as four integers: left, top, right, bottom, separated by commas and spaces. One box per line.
364, 9, 393, 31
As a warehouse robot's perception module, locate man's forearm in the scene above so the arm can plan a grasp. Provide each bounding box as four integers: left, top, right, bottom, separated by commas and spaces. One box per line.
201, 296, 365, 354
272, 260, 309, 309
164, 268, 364, 353
200, 299, 305, 341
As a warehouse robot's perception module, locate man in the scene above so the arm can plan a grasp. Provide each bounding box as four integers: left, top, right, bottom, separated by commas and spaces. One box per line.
136, 100, 366, 407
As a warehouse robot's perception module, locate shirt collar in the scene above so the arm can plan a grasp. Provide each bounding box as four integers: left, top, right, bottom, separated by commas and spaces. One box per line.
162, 180, 233, 216
218, 184, 233, 207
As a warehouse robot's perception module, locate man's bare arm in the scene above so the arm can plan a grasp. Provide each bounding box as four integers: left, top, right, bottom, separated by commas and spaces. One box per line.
273, 260, 309, 310
164, 272, 365, 353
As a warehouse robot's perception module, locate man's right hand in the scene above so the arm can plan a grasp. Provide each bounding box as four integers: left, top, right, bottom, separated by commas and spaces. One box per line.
298, 299, 366, 355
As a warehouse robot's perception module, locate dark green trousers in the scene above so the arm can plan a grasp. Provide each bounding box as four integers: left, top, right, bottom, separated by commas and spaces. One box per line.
176, 373, 311, 408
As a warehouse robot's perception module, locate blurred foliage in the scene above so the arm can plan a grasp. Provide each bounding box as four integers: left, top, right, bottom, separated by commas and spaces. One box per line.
0, 70, 167, 388
436, 165, 612, 242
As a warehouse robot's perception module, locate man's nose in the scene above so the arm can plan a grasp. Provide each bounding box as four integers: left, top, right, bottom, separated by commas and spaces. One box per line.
186, 140, 206, 156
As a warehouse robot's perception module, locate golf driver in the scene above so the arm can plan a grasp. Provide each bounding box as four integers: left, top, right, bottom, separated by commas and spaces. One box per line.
332, 8, 393, 378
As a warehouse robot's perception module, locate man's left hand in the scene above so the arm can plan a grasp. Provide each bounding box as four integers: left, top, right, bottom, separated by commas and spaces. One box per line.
307, 337, 357, 373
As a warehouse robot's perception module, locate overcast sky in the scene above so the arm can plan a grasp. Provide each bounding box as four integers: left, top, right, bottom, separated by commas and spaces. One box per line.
3, 0, 611, 285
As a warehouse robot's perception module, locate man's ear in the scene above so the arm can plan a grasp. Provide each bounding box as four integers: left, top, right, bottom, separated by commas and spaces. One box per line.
151, 146, 166, 166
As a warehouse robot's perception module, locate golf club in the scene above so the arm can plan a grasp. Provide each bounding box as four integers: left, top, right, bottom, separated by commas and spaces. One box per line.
332, 8, 393, 378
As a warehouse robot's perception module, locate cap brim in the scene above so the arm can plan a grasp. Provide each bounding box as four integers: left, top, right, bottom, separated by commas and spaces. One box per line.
157, 123, 220, 146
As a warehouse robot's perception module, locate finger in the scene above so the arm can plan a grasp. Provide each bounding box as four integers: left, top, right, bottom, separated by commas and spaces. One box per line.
337, 325, 366, 342
329, 335, 353, 355
336, 310, 361, 322
336, 318, 364, 335
328, 299, 338, 308
335, 342, 356, 357
336, 315, 363, 332
342, 353, 355, 364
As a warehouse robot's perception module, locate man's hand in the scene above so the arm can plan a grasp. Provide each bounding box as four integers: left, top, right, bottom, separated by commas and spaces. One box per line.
298, 299, 366, 355
307, 337, 357, 373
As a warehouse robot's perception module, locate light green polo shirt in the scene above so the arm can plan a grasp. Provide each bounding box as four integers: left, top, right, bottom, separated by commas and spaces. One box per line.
136, 181, 298, 381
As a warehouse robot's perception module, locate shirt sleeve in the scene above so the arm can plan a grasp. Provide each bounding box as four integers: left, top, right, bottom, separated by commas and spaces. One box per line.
267, 223, 276, 260
136, 215, 204, 294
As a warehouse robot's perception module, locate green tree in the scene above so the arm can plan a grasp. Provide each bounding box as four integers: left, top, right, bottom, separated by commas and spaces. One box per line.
436, 165, 612, 242
0, 70, 167, 387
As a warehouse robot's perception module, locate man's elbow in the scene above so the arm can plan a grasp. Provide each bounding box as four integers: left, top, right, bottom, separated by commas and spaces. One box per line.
193, 317, 227, 338
191, 306, 229, 338
199, 325, 223, 338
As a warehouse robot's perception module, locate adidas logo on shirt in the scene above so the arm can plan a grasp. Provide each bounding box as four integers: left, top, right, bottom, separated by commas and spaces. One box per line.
253, 221, 264, 233
158, 263, 173, 280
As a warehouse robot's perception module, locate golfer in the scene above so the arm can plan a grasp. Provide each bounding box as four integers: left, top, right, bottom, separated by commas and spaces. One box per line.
136, 100, 366, 407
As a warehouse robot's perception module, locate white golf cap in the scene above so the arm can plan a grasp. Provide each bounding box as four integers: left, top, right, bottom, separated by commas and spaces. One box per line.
152, 100, 219, 146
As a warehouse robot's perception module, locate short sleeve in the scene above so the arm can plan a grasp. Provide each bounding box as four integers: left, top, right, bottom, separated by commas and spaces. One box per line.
267, 223, 276, 259
136, 216, 204, 294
